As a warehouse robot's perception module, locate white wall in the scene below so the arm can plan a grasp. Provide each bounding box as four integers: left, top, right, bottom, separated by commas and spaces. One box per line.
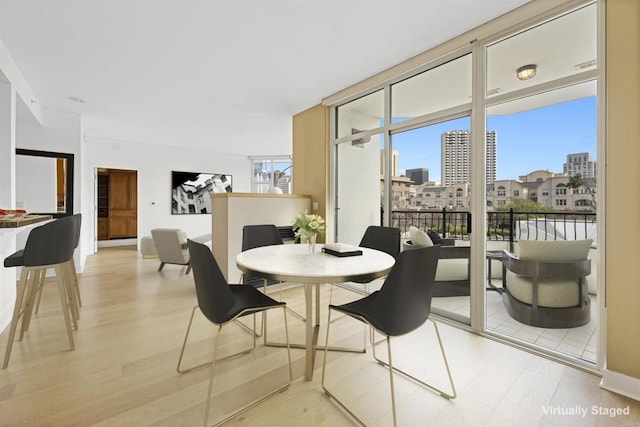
17, 109, 83, 263
84, 138, 251, 255
16, 109, 82, 210
15, 154, 57, 212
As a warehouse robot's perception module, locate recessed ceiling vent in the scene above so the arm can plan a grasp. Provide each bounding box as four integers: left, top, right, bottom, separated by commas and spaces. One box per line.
575, 59, 597, 70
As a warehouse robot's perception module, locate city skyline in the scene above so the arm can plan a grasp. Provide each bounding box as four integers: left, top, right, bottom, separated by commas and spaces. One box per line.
393, 96, 597, 183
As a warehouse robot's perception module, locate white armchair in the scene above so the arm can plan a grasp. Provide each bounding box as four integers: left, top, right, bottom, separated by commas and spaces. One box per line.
150, 228, 211, 274
502, 239, 592, 328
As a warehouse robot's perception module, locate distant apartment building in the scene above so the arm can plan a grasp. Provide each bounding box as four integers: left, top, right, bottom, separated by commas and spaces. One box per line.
413, 182, 471, 210
441, 130, 497, 186
409, 169, 595, 212
406, 168, 429, 185
563, 152, 597, 179
380, 149, 401, 177
486, 170, 595, 211
380, 150, 415, 209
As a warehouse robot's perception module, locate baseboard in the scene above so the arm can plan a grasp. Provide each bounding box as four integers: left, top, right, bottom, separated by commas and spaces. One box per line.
600, 367, 640, 401
98, 238, 137, 248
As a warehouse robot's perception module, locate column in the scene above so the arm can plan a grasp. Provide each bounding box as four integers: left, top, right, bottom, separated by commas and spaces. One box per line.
0, 81, 16, 208
0, 81, 17, 333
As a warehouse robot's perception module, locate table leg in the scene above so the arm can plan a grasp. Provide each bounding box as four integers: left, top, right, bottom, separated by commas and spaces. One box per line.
315, 284, 321, 325
268, 282, 364, 381
304, 283, 314, 380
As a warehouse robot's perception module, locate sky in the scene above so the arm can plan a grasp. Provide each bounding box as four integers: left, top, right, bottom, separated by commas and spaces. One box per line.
392, 96, 597, 183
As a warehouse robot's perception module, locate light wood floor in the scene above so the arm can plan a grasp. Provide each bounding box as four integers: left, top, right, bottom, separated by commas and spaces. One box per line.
1, 246, 638, 427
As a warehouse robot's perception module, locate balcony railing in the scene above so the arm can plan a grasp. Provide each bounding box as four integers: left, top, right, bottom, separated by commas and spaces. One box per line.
389, 208, 597, 248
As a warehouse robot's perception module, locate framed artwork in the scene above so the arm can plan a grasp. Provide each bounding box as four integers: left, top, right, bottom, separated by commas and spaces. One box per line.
171, 171, 232, 214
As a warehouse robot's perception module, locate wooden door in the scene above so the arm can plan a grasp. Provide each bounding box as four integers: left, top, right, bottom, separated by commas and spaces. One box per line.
108, 170, 137, 238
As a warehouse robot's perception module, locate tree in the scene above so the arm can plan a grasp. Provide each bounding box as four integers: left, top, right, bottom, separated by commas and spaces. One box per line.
496, 197, 555, 213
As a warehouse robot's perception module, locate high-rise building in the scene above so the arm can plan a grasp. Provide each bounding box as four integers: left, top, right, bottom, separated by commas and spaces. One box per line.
563, 152, 597, 179
406, 168, 429, 185
441, 130, 497, 185
380, 150, 400, 177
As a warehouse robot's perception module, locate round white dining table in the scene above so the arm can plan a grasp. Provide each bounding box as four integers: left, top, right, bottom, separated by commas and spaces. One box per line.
236, 243, 395, 380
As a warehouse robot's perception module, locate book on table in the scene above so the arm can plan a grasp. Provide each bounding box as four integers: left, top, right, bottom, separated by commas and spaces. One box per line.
322, 243, 363, 257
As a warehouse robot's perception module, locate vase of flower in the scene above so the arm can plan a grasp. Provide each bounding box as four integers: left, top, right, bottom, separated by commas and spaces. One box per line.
307, 233, 317, 254
293, 211, 325, 255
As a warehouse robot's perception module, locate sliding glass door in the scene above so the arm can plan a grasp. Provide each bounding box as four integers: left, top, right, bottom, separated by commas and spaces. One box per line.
390, 117, 472, 323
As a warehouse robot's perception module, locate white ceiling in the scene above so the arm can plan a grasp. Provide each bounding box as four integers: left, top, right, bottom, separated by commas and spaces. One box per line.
0, 0, 530, 156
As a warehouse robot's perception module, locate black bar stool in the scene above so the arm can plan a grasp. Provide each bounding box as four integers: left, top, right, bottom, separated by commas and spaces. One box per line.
2, 215, 77, 369
34, 214, 82, 318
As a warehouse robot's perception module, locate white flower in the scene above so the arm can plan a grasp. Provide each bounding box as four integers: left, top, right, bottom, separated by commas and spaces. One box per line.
293, 210, 326, 239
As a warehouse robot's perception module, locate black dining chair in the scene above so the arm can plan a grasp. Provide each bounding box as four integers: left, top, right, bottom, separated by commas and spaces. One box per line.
359, 225, 401, 260
242, 224, 305, 323
2, 215, 78, 369
321, 245, 456, 427
241, 224, 284, 288
177, 239, 292, 427
331, 225, 401, 300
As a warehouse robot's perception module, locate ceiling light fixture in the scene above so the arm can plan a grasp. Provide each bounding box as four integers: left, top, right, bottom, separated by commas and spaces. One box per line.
516, 64, 537, 81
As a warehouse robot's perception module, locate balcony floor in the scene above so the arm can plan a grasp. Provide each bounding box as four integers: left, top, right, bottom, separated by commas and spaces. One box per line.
432, 291, 598, 365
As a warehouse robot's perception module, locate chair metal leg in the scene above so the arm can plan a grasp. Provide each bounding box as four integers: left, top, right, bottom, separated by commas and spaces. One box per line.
158, 262, 165, 272
185, 263, 192, 275
176, 306, 199, 374
203, 324, 222, 427
177, 307, 256, 374
279, 282, 305, 322
262, 278, 305, 324
386, 335, 398, 427
234, 313, 263, 338
235, 274, 264, 338
323, 312, 456, 426
263, 278, 306, 344
204, 307, 292, 427
2, 269, 30, 369
371, 319, 457, 400
321, 307, 366, 426
185, 305, 291, 427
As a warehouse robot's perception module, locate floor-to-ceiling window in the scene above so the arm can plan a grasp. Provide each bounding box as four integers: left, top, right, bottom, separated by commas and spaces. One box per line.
483, 3, 598, 365
331, 1, 599, 368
